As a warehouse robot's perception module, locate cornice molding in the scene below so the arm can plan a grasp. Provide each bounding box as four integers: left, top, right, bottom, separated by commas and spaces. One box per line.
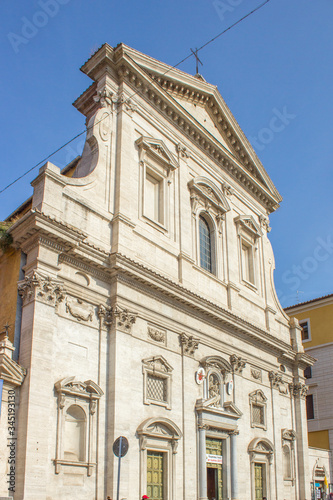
78, 43, 281, 212
111, 252, 296, 359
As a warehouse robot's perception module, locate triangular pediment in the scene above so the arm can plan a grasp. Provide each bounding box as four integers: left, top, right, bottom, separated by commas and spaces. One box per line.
188, 177, 230, 214
235, 215, 262, 238
142, 355, 173, 373
79, 43, 282, 212
223, 401, 243, 417
249, 389, 267, 403
136, 136, 178, 170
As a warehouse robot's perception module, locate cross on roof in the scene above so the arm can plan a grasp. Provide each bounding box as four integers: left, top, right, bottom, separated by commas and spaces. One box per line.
190, 48, 203, 75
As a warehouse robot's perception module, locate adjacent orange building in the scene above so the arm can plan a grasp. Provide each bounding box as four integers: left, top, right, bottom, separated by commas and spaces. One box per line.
285, 295, 333, 498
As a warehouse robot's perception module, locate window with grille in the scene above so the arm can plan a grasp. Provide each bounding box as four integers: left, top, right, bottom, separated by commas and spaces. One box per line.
252, 404, 265, 426
249, 390, 267, 430
147, 374, 167, 403
142, 356, 172, 410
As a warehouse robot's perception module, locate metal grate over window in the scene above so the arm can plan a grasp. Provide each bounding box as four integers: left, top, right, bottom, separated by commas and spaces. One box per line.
252, 404, 265, 425
147, 374, 167, 402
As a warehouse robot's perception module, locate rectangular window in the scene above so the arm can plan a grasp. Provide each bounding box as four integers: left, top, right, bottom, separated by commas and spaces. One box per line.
306, 394, 314, 420
241, 241, 255, 284
147, 374, 167, 403
299, 320, 310, 341
147, 451, 164, 500
304, 366, 312, 379
144, 170, 163, 224
252, 404, 265, 426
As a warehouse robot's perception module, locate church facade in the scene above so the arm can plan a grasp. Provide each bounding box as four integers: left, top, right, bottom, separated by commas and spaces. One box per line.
0, 44, 314, 500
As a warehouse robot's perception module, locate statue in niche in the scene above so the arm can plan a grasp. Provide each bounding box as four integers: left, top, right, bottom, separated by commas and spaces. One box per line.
208, 373, 221, 407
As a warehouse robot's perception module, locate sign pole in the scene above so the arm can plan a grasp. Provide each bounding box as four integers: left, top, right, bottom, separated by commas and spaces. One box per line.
116, 436, 122, 500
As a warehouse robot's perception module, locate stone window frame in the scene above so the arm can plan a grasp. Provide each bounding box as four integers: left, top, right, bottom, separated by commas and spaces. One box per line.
249, 389, 267, 431
136, 136, 178, 232
281, 429, 296, 483
142, 356, 173, 410
137, 417, 182, 500
54, 376, 103, 476
248, 438, 274, 500
199, 356, 233, 409
198, 212, 217, 275
234, 215, 262, 290
299, 318, 311, 342
188, 177, 230, 280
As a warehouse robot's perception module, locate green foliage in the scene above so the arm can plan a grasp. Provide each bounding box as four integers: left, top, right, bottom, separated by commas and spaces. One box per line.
0, 221, 13, 252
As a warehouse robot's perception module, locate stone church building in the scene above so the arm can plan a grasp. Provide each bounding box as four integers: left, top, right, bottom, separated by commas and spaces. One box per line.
0, 44, 314, 500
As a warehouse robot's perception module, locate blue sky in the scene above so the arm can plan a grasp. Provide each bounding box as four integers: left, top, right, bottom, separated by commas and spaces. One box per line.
1, 0, 332, 307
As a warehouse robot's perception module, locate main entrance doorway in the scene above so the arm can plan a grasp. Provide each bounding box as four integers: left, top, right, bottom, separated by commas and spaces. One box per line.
147, 451, 164, 500
206, 438, 223, 500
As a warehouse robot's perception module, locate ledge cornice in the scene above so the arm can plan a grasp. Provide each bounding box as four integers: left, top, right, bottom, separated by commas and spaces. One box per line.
111, 252, 296, 359
77, 43, 281, 213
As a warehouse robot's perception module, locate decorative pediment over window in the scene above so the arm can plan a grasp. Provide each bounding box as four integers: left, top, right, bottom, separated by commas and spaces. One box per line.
142, 356, 173, 373
282, 429, 296, 442
249, 389, 267, 404
54, 376, 103, 476
188, 177, 230, 217
200, 355, 232, 375
234, 215, 262, 239
137, 417, 182, 454
248, 437, 274, 456
136, 136, 178, 172
55, 376, 104, 401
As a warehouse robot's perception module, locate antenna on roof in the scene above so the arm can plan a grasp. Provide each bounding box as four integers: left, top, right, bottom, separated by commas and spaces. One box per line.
190, 48, 203, 76
296, 291, 304, 303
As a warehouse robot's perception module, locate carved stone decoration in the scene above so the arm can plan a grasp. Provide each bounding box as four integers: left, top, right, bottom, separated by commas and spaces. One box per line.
65, 298, 93, 322
269, 371, 289, 395
282, 429, 296, 442
259, 214, 271, 233
230, 354, 247, 374
221, 182, 233, 197
142, 356, 173, 374
55, 376, 104, 402
248, 437, 274, 465
200, 356, 232, 377
93, 88, 114, 108
115, 93, 137, 115
234, 215, 262, 239
251, 368, 262, 381
269, 371, 283, 387
207, 372, 221, 408
148, 326, 166, 344
289, 383, 308, 399
176, 143, 189, 158
98, 305, 113, 328
179, 333, 199, 356
99, 110, 111, 142
113, 304, 137, 333
249, 389, 267, 404
18, 271, 65, 309
188, 177, 230, 221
